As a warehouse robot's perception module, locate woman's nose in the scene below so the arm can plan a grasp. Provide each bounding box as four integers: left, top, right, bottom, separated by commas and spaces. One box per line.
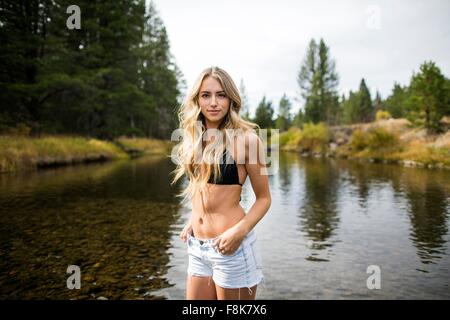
210, 95, 217, 106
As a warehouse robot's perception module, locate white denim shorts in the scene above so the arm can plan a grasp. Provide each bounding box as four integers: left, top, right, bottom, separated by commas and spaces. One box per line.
187, 229, 264, 289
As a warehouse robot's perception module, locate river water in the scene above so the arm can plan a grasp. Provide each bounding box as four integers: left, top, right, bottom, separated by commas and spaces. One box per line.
1, 152, 449, 299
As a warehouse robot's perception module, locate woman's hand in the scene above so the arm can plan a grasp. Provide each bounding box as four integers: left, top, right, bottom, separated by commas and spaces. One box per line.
180, 221, 192, 243
213, 225, 247, 255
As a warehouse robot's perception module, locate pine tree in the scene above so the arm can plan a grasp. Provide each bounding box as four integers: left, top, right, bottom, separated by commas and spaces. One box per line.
254, 96, 274, 129
341, 90, 359, 125
408, 61, 449, 133
138, 0, 182, 138
318, 39, 339, 125
0, 0, 183, 139
298, 39, 320, 123
297, 39, 339, 124
292, 108, 305, 128
385, 83, 408, 119
275, 94, 292, 132
340, 79, 373, 124
374, 90, 384, 113
359, 78, 373, 122
298, 38, 339, 124
0, 0, 54, 135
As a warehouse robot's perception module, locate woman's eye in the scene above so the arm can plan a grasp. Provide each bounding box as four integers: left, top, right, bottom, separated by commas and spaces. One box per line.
202, 94, 209, 98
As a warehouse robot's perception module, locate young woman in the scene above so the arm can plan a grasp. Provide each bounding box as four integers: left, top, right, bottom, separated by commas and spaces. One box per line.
171, 66, 271, 300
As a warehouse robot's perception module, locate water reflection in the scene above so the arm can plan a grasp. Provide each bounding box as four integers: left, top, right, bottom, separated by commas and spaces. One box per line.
336, 160, 450, 266
402, 170, 449, 265
299, 158, 340, 259
0, 155, 182, 299
278, 151, 294, 197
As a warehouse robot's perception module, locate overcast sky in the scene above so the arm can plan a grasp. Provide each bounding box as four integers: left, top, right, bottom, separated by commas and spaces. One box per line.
150, 0, 450, 116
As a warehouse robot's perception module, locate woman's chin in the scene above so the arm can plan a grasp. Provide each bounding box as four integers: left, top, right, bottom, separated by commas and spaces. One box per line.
205, 116, 225, 125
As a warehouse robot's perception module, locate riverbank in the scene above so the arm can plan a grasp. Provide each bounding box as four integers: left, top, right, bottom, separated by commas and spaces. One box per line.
0, 135, 174, 173
279, 119, 450, 170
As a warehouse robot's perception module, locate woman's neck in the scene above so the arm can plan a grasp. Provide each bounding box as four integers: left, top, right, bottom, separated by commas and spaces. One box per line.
204, 119, 221, 130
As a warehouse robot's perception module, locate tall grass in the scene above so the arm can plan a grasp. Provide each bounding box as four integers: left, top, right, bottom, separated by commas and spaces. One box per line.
114, 137, 174, 155
301, 122, 329, 153
279, 120, 449, 168
0, 135, 128, 173
279, 123, 329, 153
395, 141, 450, 166
348, 127, 450, 166
351, 127, 400, 152
279, 127, 302, 150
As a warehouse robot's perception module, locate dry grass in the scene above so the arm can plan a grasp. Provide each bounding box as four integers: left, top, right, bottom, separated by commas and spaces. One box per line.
342, 126, 450, 167
0, 135, 129, 173
280, 123, 329, 153
114, 137, 174, 156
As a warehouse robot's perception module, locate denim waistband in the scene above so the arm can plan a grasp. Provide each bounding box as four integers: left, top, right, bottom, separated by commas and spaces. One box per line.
189, 229, 256, 246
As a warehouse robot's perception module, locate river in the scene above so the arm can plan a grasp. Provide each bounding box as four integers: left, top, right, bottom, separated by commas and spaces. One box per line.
1, 152, 449, 299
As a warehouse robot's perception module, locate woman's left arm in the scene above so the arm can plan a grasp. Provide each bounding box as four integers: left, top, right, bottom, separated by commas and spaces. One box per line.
234, 132, 271, 234
213, 132, 271, 254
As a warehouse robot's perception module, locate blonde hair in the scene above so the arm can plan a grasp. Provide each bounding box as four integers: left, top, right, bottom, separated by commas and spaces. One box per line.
171, 66, 258, 202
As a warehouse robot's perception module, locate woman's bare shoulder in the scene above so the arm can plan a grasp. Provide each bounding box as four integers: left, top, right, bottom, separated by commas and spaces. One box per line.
243, 130, 261, 147
241, 130, 265, 164
231, 129, 259, 164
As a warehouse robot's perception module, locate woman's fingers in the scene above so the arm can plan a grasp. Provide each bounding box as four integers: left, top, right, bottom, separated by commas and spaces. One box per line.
214, 238, 230, 254
213, 237, 222, 250
180, 228, 188, 242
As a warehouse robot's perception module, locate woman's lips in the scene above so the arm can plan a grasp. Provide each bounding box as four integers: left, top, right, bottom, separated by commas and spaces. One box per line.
207, 110, 221, 115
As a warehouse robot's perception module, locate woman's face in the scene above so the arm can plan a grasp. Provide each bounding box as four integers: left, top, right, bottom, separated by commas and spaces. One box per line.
198, 76, 230, 128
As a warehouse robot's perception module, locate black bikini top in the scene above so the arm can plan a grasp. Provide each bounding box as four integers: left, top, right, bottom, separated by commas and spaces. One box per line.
208, 150, 243, 186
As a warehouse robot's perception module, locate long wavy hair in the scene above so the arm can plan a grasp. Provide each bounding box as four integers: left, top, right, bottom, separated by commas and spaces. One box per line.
171, 66, 258, 202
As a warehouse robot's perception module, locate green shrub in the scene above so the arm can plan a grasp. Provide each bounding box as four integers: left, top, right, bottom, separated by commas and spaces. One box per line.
350, 127, 400, 152
279, 127, 302, 147
375, 110, 392, 121
299, 122, 329, 153
366, 127, 399, 151
350, 130, 368, 151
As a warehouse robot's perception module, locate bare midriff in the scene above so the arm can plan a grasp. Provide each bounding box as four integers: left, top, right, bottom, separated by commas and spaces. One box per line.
191, 184, 245, 239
